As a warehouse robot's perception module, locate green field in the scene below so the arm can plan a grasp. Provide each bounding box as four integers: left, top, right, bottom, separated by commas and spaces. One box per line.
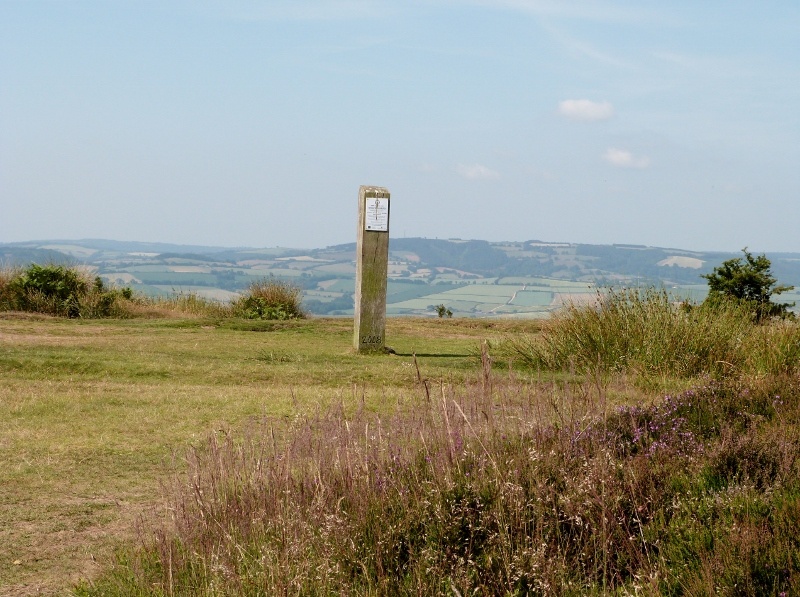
302, 289, 345, 302
150, 285, 240, 301
320, 279, 356, 293
496, 277, 592, 289
439, 285, 519, 299
113, 261, 598, 318
509, 290, 554, 307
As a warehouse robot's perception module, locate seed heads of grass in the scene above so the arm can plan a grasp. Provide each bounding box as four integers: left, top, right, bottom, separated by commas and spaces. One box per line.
81, 370, 800, 595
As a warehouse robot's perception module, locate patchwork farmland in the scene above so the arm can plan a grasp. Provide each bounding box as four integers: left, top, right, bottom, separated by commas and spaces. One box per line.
4, 238, 800, 317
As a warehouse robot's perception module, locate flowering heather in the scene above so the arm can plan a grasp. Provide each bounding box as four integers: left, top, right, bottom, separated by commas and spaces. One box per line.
79, 366, 800, 595
77, 292, 800, 595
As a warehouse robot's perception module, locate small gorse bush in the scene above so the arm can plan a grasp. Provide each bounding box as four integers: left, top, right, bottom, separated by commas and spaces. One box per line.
233, 278, 305, 320
1, 263, 133, 318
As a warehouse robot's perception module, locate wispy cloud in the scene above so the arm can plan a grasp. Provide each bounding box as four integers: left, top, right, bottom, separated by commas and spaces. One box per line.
603, 148, 650, 169
542, 21, 637, 69
215, 0, 666, 24
456, 163, 500, 180
558, 99, 614, 121
652, 51, 753, 80
461, 0, 652, 22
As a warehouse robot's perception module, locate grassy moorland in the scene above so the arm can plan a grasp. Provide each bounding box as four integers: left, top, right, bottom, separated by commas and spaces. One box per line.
4, 282, 800, 595
0, 312, 522, 595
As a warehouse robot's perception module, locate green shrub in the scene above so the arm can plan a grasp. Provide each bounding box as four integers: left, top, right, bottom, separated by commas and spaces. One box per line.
432, 303, 453, 318
703, 248, 794, 322
233, 278, 305, 320
9, 263, 88, 316
1, 263, 133, 318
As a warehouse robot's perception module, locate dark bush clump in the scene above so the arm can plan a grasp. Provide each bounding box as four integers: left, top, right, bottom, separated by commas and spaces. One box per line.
1, 263, 133, 318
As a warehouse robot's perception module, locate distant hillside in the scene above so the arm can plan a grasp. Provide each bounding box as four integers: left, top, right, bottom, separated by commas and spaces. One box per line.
318, 238, 800, 287
3, 238, 800, 318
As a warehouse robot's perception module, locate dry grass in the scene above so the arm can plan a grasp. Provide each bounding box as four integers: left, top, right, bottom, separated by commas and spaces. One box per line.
0, 315, 518, 595
7, 288, 800, 595
78, 352, 800, 595
502, 287, 800, 381
127, 293, 234, 318
67, 290, 800, 596
0, 266, 22, 311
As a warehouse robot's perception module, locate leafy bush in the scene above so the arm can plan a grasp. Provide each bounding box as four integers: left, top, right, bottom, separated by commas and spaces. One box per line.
9, 263, 89, 316
1, 263, 134, 318
233, 278, 305, 320
703, 248, 794, 321
432, 303, 453, 318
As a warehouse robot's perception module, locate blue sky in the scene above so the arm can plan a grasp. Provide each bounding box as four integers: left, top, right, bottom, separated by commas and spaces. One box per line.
2, 1, 798, 251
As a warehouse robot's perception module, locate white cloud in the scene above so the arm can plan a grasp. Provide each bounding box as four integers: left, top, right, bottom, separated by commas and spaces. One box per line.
603, 148, 650, 169
558, 99, 614, 122
456, 163, 500, 180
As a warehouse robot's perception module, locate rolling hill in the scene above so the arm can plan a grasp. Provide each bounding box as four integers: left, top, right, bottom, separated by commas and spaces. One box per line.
3, 238, 800, 318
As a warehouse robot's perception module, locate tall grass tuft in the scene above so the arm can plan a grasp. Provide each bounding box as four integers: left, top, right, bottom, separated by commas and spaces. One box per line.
79, 348, 800, 595
502, 286, 800, 380
128, 292, 235, 318
0, 265, 22, 311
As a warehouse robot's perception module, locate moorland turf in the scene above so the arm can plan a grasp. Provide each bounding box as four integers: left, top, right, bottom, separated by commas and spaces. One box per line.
0, 315, 514, 594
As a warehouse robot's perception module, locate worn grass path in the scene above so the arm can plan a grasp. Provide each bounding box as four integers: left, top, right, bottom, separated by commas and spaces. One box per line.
0, 314, 532, 596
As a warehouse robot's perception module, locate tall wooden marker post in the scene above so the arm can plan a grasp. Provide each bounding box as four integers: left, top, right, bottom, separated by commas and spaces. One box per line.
354, 185, 390, 353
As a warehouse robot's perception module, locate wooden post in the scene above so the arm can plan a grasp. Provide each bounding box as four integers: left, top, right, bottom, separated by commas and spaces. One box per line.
354, 186, 390, 352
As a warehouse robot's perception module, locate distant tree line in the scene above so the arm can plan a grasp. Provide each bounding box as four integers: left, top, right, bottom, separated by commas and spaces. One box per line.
304, 293, 354, 315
